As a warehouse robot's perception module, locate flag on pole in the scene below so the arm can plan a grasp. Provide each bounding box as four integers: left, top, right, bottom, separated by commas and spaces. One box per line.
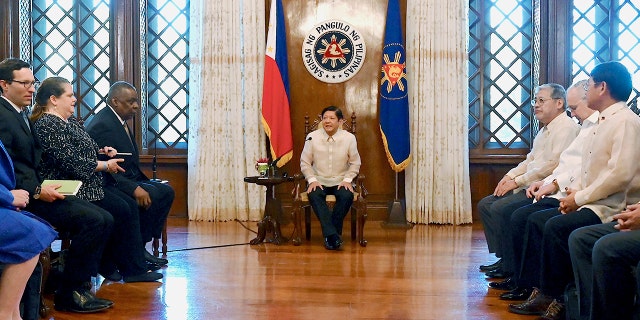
261, 0, 293, 167
379, 0, 410, 172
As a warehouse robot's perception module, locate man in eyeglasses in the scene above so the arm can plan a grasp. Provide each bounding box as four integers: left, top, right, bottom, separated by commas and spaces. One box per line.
508, 61, 640, 319
489, 80, 597, 300
0, 58, 114, 313
477, 83, 580, 278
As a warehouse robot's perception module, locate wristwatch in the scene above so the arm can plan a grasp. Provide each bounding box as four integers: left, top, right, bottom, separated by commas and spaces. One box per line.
33, 185, 42, 200
552, 179, 560, 192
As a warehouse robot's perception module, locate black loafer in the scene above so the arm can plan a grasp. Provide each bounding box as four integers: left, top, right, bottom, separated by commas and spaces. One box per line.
100, 270, 122, 282
146, 261, 163, 271
324, 234, 343, 250
488, 276, 516, 290
144, 249, 168, 265
500, 287, 534, 300
324, 238, 338, 250
123, 271, 163, 283
479, 259, 502, 272
485, 268, 512, 279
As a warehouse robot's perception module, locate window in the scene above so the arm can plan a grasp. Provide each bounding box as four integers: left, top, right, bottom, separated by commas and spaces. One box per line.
24, 0, 190, 154
468, 0, 538, 156
31, 0, 111, 122
572, 1, 640, 109
144, 0, 190, 151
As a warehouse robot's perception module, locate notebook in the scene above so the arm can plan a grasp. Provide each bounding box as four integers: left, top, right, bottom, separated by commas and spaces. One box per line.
41, 180, 83, 196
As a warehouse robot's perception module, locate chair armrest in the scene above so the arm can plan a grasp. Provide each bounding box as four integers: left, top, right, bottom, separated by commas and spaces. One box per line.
353, 174, 367, 199
292, 173, 367, 199
291, 173, 306, 200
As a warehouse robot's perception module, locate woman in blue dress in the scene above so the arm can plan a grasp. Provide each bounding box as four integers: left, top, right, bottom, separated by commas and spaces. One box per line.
0, 139, 57, 319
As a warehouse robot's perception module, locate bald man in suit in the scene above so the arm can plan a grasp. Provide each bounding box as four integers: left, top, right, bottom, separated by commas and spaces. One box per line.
86, 81, 174, 266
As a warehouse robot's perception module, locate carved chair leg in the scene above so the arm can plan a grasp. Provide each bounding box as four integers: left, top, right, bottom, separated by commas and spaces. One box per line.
350, 207, 357, 241
358, 203, 368, 247
161, 221, 168, 256
39, 249, 51, 318
152, 237, 160, 257
291, 202, 302, 246
304, 207, 312, 241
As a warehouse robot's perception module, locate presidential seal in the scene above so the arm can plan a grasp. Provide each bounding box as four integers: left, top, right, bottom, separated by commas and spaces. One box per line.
302, 20, 366, 83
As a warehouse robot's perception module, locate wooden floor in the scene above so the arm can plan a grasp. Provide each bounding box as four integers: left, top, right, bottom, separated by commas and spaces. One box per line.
41, 218, 536, 320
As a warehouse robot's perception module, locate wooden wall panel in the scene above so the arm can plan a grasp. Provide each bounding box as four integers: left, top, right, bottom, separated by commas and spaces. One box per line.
140, 156, 188, 218
138, 157, 523, 222
0, 0, 21, 59
469, 163, 514, 221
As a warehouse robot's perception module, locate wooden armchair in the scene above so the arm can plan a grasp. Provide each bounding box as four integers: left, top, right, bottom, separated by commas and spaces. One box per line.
290, 112, 368, 247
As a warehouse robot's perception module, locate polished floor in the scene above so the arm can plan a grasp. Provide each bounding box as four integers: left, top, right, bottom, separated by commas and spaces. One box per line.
41, 218, 535, 320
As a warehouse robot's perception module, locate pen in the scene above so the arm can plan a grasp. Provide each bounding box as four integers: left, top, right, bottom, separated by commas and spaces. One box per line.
97, 151, 132, 156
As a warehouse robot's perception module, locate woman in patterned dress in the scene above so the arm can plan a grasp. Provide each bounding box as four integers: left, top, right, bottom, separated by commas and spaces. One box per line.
30, 77, 161, 283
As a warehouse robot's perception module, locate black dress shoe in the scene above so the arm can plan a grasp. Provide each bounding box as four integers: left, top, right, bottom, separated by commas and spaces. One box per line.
324, 234, 343, 250
78, 282, 114, 307
100, 270, 122, 282
500, 287, 533, 300
144, 249, 168, 265
539, 299, 565, 320
54, 289, 112, 313
78, 290, 114, 307
508, 287, 554, 315
147, 261, 163, 271
479, 259, 502, 272
488, 277, 516, 290
123, 271, 163, 283
485, 268, 512, 279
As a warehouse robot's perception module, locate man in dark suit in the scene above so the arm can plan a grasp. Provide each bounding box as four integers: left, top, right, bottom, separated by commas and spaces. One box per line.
0, 58, 113, 313
86, 81, 174, 266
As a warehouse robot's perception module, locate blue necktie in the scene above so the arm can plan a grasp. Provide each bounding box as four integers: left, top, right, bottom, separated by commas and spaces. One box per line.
20, 110, 30, 129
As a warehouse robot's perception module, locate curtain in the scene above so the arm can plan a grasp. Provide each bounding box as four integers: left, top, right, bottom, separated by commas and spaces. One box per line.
188, 1, 266, 221
405, 0, 472, 224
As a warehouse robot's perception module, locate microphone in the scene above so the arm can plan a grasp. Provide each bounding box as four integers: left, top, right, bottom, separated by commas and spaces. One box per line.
148, 126, 164, 183
270, 155, 283, 168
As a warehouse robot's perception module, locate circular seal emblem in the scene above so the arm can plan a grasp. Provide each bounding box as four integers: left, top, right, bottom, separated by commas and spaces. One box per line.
301, 20, 366, 83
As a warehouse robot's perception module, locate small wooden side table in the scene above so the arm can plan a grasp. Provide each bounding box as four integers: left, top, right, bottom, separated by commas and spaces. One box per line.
244, 175, 293, 245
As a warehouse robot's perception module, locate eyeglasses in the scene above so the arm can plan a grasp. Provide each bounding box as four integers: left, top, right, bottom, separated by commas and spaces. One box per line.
530, 97, 558, 106
9, 79, 40, 89
583, 78, 603, 91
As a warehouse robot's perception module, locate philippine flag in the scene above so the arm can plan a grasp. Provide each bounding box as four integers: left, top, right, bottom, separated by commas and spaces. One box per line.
261, 0, 293, 167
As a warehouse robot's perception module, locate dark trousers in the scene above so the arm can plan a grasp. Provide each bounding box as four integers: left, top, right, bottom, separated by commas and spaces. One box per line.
27, 196, 113, 291
93, 185, 147, 277
502, 198, 559, 277
569, 222, 640, 320
517, 207, 561, 289
138, 180, 174, 243
307, 185, 353, 237
539, 208, 601, 297
478, 190, 532, 257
